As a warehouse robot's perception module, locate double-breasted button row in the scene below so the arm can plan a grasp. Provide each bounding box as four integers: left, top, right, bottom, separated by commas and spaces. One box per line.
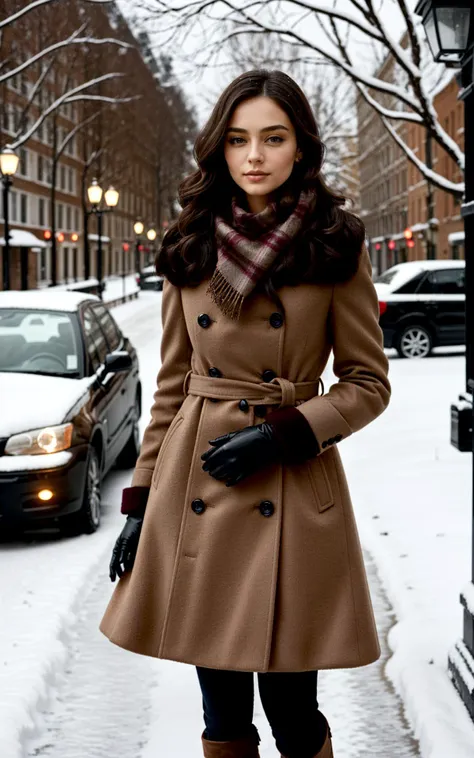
199, 313, 283, 328
321, 433, 343, 449
262, 369, 276, 383
239, 399, 249, 412
192, 498, 274, 518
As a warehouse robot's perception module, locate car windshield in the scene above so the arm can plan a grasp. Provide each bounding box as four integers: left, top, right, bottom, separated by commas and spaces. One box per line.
374, 265, 424, 289
0, 309, 80, 377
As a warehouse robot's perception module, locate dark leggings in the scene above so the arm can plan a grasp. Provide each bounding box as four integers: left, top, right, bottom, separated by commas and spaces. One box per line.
196, 666, 327, 758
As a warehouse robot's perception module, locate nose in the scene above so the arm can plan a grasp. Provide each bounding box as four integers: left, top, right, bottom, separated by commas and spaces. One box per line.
247, 140, 264, 163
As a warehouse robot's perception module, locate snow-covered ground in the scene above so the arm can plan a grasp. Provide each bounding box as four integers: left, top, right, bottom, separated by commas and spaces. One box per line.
1, 289, 474, 757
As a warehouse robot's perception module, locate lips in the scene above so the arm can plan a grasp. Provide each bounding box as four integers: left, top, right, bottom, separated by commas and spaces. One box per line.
244, 172, 269, 176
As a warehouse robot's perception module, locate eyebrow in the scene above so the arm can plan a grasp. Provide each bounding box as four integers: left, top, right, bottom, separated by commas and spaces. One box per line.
226, 124, 290, 134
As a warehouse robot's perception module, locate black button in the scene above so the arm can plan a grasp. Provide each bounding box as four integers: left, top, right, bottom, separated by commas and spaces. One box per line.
262, 369, 277, 383
269, 312, 284, 328
208, 367, 222, 377
322, 441, 328, 449
198, 313, 211, 328
191, 498, 206, 514
327, 437, 335, 445
335, 434, 343, 442
239, 399, 249, 412
255, 404, 267, 417
259, 500, 274, 517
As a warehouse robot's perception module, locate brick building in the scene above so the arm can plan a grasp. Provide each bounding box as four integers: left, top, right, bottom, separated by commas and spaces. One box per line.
0, 0, 193, 290
357, 38, 464, 275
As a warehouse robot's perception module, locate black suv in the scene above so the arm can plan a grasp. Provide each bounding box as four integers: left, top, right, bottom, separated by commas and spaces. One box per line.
374, 260, 465, 358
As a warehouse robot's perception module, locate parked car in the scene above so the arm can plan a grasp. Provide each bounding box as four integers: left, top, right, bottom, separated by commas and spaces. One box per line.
136, 264, 163, 291
374, 260, 465, 358
0, 290, 141, 534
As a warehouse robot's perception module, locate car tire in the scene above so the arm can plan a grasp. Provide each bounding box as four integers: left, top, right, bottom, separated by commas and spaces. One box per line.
395, 323, 433, 359
115, 395, 141, 469
64, 446, 102, 535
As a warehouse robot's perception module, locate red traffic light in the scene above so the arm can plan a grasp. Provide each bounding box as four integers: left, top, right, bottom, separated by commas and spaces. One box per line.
44, 230, 52, 240
138, 244, 144, 252
57, 232, 65, 242
407, 239, 415, 248
122, 243, 129, 252
375, 243, 381, 251
388, 240, 396, 251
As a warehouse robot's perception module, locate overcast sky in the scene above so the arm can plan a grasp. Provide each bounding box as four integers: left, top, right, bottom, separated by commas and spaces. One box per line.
117, 0, 421, 127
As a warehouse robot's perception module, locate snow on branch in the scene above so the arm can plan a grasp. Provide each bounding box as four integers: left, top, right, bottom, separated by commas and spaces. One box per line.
8, 73, 127, 150
0, 0, 114, 30
0, 28, 132, 84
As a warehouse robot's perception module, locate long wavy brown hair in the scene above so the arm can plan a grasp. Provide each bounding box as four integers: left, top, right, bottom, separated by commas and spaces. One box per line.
156, 69, 365, 312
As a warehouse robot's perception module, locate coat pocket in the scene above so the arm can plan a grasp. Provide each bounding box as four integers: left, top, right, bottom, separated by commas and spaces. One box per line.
305, 452, 335, 513
151, 413, 184, 490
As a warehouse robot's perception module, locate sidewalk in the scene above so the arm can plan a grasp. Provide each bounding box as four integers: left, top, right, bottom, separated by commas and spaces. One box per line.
44, 273, 140, 307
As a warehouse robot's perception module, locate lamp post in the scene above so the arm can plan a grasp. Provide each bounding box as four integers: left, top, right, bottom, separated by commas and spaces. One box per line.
415, 0, 474, 721
87, 179, 119, 299
133, 219, 144, 274
147, 227, 157, 264
0, 146, 19, 291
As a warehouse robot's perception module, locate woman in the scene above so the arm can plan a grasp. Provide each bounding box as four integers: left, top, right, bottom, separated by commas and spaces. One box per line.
100, 69, 391, 758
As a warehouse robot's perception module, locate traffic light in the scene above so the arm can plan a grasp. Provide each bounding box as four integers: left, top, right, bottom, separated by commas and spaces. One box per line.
57, 232, 65, 243
388, 240, 396, 251
404, 227, 413, 240
44, 230, 52, 240
71, 233, 79, 242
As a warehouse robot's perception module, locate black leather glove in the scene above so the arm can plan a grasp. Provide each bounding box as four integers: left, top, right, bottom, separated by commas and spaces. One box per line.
109, 515, 144, 582
201, 423, 282, 487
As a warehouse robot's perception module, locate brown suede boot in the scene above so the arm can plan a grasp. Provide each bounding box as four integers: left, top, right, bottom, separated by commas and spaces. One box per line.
201, 729, 261, 758
280, 716, 333, 758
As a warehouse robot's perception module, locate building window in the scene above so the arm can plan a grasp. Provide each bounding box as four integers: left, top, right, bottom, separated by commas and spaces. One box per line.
10, 191, 18, 222
60, 164, 66, 191
68, 167, 74, 193
57, 203, 63, 228
66, 205, 71, 231
37, 154, 44, 182
18, 148, 28, 177
39, 197, 45, 227
20, 194, 28, 223
74, 207, 79, 230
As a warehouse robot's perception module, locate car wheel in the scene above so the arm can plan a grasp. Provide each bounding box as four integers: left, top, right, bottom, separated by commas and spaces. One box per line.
395, 324, 433, 359
64, 447, 101, 535
115, 395, 141, 469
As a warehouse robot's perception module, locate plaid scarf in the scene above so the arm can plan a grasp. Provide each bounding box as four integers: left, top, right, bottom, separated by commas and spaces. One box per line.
207, 189, 316, 321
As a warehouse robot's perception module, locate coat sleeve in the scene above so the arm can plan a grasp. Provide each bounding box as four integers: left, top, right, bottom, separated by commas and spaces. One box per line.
271, 244, 391, 455
130, 278, 193, 488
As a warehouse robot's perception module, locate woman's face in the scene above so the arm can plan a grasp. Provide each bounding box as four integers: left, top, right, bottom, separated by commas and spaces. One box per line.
223, 96, 300, 213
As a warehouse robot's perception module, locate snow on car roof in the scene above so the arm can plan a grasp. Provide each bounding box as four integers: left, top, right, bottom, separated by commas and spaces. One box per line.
0, 290, 99, 313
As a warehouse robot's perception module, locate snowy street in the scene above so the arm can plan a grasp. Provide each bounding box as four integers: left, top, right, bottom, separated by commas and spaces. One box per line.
1, 290, 474, 758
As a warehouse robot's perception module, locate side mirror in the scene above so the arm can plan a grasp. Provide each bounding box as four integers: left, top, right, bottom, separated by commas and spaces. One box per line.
104, 351, 132, 373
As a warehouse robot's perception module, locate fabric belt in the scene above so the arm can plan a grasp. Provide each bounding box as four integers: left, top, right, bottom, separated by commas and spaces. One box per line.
183, 371, 323, 409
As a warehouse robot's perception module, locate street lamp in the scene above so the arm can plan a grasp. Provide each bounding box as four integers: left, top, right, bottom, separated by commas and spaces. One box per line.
133, 219, 144, 275
0, 146, 19, 290
415, 0, 474, 721
147, 227, 157, 265
87, 178, 119, 299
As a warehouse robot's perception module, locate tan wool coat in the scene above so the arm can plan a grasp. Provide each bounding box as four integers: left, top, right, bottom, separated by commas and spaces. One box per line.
100, 245, 391, 673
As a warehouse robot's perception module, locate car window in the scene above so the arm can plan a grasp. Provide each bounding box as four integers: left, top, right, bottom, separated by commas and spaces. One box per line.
393, 272, 426, 294
90, 303, 121, 351
0, 308, 80, 376
418, 269, 465, 295
82, 306, 108, 371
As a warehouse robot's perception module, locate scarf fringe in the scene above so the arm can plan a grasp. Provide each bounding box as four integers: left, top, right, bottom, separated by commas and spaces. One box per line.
206, 268, 244, 321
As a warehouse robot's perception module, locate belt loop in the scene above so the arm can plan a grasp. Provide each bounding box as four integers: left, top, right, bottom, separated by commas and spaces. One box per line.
274, 377, 296, 408
183, 369, 192, 396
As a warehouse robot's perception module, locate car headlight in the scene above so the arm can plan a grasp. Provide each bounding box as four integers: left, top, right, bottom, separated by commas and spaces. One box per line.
5, 423, 74, 456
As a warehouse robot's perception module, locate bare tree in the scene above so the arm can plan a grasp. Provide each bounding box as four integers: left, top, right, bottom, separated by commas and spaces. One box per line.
139, 0, 464, 200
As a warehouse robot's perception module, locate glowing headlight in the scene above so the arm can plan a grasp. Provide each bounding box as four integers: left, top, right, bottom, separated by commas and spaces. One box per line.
5, 423, 74, 456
